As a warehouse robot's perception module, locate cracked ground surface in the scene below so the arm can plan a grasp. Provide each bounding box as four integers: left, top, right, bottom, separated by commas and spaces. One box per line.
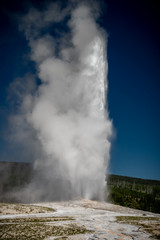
0, 199, 160, 239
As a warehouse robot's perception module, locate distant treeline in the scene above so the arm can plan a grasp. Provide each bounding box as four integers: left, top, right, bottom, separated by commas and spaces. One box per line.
0, 162, 160, 213
107, 174, 160, 214
0, 161, 32, 202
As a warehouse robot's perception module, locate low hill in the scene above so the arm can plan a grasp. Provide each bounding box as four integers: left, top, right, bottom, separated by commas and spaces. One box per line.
107, 174, 160, 213
0, 161, 32, 202
0, 161, 160, 213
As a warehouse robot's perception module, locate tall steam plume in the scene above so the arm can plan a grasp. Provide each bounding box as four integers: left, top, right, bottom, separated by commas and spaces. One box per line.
13, 1, 112, 201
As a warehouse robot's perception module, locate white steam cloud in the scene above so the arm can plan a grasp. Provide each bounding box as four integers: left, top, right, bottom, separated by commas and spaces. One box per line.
11, 1, 112, 201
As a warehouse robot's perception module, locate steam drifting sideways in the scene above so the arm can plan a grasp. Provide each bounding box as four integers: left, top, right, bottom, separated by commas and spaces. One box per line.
17, 1, 112, 202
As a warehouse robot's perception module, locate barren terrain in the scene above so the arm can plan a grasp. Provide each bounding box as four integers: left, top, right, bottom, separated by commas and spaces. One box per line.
0, 199, 160, 239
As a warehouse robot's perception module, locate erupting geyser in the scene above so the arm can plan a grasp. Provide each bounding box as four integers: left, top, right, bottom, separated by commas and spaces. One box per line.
16, 1, 112, 201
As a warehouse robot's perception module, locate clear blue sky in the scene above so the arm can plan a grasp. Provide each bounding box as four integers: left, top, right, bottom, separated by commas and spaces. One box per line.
0, 0, 159, 180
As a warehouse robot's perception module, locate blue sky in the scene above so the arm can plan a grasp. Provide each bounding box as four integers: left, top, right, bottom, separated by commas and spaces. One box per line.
0, 0, 159, 180
104, 0, 160, 180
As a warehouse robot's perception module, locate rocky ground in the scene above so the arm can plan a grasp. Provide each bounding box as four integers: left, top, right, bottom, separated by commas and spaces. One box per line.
0, 199, 160, 239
